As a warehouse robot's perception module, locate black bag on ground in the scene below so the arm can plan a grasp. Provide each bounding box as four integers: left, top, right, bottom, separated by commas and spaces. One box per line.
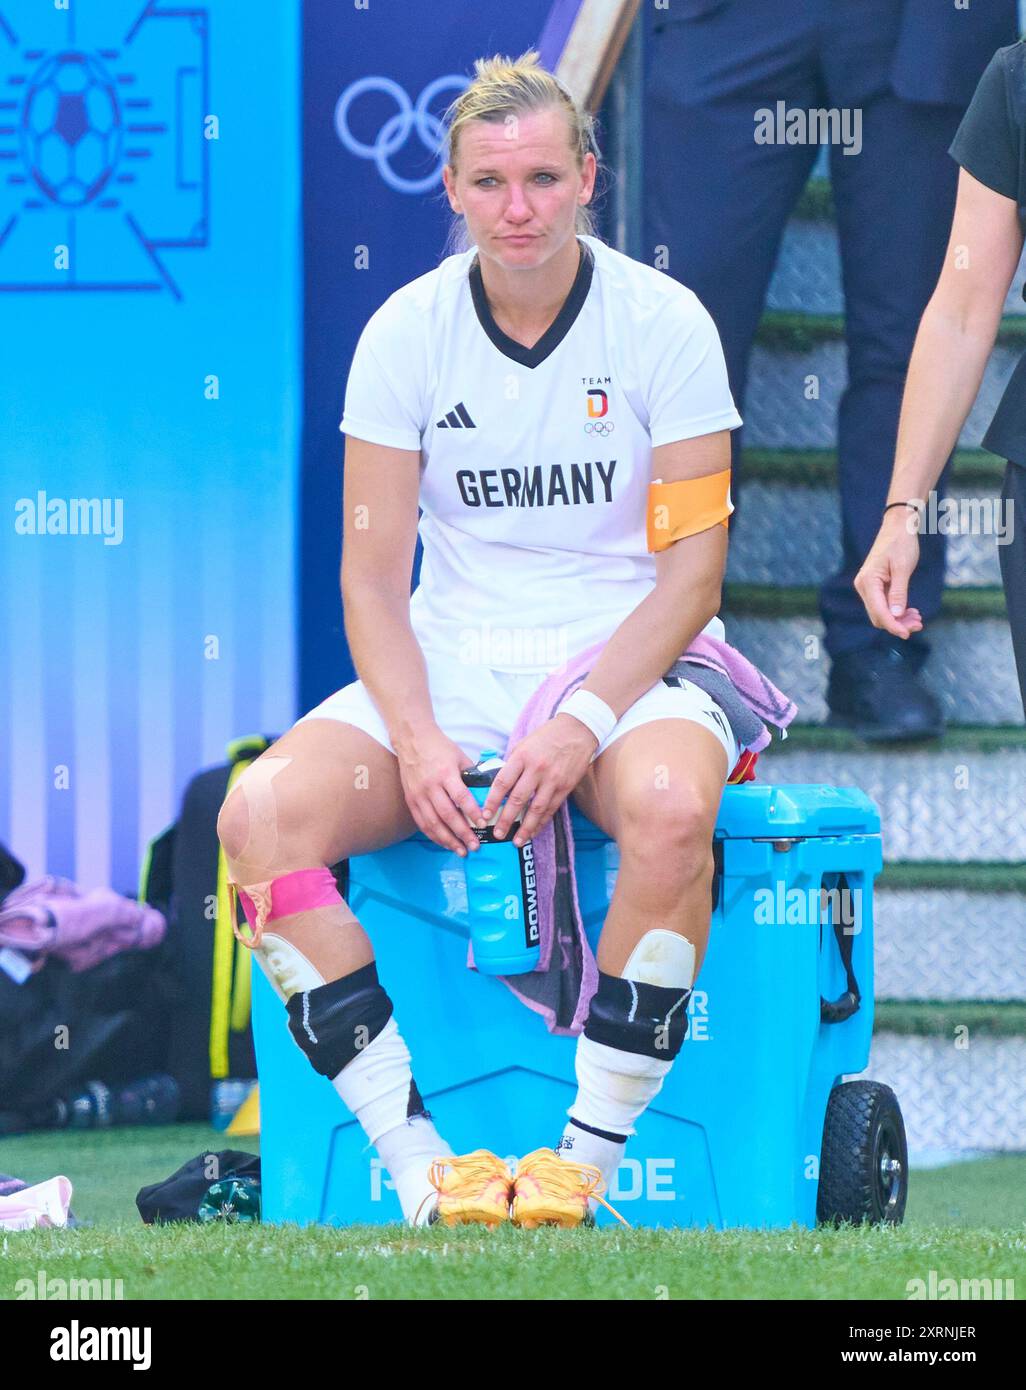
136, 1150, 260, 1223
0, 947, 175, 1129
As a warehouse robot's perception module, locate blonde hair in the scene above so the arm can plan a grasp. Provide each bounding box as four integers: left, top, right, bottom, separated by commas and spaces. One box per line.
438, 49, 604, 259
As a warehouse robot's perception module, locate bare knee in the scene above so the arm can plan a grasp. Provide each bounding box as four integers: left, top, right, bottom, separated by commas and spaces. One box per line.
216, 786, 251, 864
216, 755, 311, 871
617, 796, 715, 884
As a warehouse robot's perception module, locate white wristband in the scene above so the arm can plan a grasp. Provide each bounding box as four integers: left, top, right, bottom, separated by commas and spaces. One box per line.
556, 689, 617, 748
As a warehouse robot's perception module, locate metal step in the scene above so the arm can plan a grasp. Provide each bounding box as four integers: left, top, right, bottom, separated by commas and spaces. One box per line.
722, 609, 1023, 726
768, 216, 1026, 318
860, 1034, 1026, 1153
756, 730, 1026, 861
726, 477, 1004, 588
744, 337, 1020, 449
875, 888, 1026, 1000
767, 218, 842, 317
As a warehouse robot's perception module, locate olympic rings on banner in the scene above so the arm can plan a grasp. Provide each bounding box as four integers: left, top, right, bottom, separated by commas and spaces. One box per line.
334, 74, 468, 194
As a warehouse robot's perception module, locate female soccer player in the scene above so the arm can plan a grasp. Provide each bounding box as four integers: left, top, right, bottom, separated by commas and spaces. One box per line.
218, 50, 780, 1228
855, 41, 1026, 719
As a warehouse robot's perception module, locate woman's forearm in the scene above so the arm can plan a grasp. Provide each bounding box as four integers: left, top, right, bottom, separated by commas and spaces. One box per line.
342, 584, 437, 752
578, 576, 720, 721
887, 297, 1002, 505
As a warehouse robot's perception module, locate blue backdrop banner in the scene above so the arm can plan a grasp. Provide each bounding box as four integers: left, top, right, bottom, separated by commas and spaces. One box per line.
0, 0, 300, 891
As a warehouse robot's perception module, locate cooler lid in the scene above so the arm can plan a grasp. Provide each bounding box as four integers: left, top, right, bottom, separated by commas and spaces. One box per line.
714, 783, 881, 838
567, 782, 880, 843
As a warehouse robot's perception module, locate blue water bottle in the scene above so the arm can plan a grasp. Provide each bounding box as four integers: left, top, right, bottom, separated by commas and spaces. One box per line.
461, 750, 540, 975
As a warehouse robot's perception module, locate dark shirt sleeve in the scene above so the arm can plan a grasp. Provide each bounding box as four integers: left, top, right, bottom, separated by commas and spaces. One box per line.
949, 46, 1020, 202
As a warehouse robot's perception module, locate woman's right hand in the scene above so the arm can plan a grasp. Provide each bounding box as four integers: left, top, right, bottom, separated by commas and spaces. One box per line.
854, 508, 925, 641
393, 725, 485, 857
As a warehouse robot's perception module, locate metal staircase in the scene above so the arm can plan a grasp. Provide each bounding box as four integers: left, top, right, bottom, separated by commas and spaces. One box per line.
740, 167, 1026, 1159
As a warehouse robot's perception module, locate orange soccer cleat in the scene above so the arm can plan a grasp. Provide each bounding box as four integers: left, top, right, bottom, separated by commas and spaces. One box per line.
416, 1149, 515, 1228
510, 1147, 630, 1229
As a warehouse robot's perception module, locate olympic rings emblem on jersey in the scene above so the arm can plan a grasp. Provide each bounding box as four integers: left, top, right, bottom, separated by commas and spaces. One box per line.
333, 74, 469, 194
584, 420, 615, 435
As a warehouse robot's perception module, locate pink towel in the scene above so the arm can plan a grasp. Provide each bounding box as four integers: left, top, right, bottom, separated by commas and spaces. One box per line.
0, 1175, 73, 1231
0, 877, 166, 975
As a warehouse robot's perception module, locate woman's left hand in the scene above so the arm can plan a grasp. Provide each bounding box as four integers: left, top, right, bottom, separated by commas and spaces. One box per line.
479, 714, 599, 846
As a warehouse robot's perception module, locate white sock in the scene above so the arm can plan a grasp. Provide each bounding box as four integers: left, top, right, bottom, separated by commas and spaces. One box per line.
330, 1016, 421, 1143
330, 1016, 453, 1223
557, 1034, 675, 1195
567, 1033, 674, 1136
375, 1115, 455, 1225
556, 1120, 627, 1195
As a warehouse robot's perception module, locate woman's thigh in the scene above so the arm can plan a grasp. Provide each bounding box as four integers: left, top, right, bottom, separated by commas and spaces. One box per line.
241, 658, 538, 868
571, 679, 739, 842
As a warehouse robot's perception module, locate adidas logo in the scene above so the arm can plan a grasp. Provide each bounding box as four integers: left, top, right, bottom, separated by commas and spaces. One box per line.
435, 401, 476, 429
707, 708, 730, 740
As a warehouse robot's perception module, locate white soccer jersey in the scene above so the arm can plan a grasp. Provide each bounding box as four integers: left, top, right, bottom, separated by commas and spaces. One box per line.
339, 234, 743, 673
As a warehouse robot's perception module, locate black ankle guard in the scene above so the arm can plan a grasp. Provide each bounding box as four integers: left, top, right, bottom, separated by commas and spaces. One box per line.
286, 961, 394, 1078
583, 970, 692, 1059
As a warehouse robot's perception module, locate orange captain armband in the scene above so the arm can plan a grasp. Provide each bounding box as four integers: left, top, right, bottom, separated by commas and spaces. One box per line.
646, 469, 734, 553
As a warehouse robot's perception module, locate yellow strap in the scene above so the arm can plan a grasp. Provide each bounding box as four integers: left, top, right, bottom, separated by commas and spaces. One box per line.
230, 926, 252, 1033
646, 470, 733, 552
137, 838, 153, 906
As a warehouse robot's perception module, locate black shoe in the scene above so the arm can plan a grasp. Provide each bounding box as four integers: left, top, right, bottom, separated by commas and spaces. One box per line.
826, 642, 946, 744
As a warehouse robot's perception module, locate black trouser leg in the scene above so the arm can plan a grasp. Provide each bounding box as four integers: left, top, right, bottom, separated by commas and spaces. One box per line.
998, 461, 1026, 721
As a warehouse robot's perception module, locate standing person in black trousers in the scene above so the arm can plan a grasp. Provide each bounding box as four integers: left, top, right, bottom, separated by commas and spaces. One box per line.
857, 41, 1026, 721
644, 0, 1018, 740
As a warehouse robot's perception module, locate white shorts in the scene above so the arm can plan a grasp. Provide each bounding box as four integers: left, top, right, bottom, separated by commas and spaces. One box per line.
296, 655, 741, 774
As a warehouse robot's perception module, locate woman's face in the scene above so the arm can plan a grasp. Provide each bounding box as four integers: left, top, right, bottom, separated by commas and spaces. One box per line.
444, 105, 596, 269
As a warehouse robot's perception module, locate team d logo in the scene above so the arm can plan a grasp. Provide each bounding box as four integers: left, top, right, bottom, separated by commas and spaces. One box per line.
585, 388, 613, 436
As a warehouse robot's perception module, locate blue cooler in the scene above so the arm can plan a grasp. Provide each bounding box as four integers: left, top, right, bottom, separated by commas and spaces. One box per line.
252, 782, 905, 1228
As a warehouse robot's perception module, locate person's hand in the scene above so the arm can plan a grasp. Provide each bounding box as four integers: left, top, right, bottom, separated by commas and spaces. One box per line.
478, 714, 599, 847
854, 508, 925, 640
393, 725, 486, 857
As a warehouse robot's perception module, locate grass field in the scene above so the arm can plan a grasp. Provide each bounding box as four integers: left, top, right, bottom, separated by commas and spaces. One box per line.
2, 1125, 1024, 1299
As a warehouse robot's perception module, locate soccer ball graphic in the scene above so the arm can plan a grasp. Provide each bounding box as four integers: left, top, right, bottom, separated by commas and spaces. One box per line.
22, 52, 121, 207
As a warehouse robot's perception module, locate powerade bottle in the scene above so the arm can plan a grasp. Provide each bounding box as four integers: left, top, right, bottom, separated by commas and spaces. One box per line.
460, 750, 540, 975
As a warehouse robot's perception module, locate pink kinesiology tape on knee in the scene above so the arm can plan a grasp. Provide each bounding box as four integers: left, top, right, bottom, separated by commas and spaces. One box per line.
230, 867, 343, 947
